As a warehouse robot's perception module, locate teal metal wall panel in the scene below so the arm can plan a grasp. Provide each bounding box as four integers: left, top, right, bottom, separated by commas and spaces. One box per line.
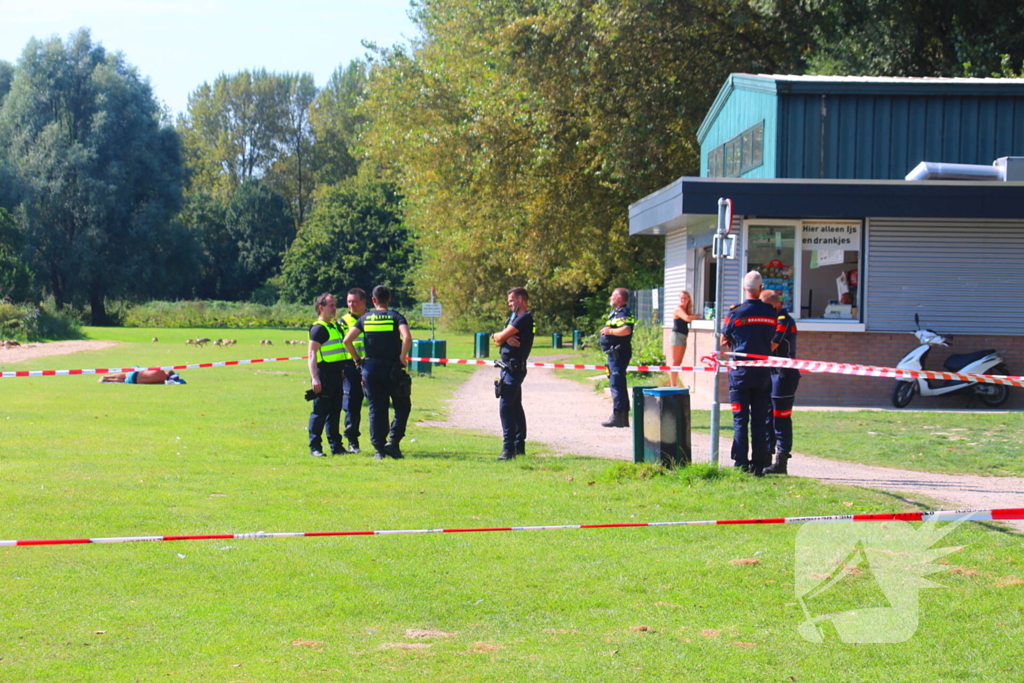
700, 86, 777, 178
779, 92, 1024, 179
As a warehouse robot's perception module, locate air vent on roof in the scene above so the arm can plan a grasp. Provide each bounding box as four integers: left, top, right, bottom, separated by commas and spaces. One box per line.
906, 157, 1024, 182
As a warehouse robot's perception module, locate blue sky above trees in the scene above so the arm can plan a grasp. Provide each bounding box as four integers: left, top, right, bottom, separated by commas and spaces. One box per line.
0, 0, 416, 115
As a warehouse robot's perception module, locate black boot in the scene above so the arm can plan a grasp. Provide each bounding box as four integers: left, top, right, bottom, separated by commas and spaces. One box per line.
764, 452, 789, 475
601, 410, 629, 428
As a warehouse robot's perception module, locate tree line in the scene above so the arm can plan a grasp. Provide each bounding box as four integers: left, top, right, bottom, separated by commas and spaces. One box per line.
0, 30, 410, 324
1, 3, 1022, 329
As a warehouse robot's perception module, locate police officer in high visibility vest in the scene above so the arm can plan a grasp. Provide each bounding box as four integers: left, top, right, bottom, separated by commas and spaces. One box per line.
599, 287, 636, 428
335, 287, 368, 454
721, 272, 777, 476
307, 293, 347, 457
760, 289, 800, 475
343, 285, 413, 460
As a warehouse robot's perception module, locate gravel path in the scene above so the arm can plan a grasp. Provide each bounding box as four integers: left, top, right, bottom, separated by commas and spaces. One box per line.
421, 355, 1024, 531
0, 340, 116, 364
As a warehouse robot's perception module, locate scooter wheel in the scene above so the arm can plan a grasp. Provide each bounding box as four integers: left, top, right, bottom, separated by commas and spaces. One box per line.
891, 380, 917, 408
975, 368, 1010, 408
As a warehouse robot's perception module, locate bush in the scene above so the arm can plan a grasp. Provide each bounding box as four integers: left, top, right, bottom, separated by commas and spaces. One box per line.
0, 300, 83, 341
119, 300, 428, 330
120, 301, 312, 329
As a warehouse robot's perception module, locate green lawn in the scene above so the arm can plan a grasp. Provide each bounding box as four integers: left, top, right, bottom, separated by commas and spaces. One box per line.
1, 330, 1021, 682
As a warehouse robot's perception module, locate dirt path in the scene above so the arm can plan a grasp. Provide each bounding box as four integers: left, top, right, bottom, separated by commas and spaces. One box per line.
0, 340, 117, 364
422, 355, 1024, 531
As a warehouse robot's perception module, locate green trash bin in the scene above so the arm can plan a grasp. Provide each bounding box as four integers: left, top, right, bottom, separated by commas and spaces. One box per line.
552, 332, 562, 349
474, 332, 489, 358
637, 387, 691, 468
409, 339, 447, 375
572, 330, 583, 350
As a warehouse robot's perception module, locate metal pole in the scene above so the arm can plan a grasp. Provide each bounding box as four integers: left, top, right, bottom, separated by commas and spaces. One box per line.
430, 287, 436, 341
709, 198, 731, 466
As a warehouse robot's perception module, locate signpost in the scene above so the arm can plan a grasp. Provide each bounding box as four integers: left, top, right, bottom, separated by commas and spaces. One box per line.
709, 198, 737, 466
422, 286, 442, 340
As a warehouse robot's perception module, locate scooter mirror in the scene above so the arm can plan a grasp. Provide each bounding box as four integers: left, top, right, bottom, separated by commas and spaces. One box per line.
914, 313, 920, 328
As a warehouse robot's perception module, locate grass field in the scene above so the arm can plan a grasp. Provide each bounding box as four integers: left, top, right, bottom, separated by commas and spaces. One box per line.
1, 329, 1022, 682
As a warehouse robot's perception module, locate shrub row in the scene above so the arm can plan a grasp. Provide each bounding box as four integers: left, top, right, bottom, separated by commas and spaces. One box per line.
0, 301, 84, 342
120, 300, 426, 330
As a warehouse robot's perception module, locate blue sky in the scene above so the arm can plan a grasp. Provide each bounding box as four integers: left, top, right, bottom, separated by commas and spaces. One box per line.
0, 0, 418, 116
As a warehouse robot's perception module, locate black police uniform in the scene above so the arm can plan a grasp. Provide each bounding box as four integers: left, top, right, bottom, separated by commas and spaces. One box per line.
601, 305, 635, 425
766, 309, 799, 463
336, 311, 364, 449
498, 309, 535, 456
722, 298, 776, 472
308, 320, 346, 455
355, 308, 411, 455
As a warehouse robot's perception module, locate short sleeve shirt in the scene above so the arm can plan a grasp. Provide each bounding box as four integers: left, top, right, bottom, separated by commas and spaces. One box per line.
604, 306, 635, 352
355, 309, 408, 361
501, 310, 535, 363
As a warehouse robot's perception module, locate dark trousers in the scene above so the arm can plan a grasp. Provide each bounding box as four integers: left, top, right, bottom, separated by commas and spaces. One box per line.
729, 370, 772, 470
342, 360, 364, 442
499, 368, 528, 453
767, 371, 800, 456
607, 349, 632, 411
362, 359, 411, 450
308, 383, 344, 454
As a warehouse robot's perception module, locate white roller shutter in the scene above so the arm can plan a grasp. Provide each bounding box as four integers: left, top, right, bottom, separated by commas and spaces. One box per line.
866, 217, 1024, 335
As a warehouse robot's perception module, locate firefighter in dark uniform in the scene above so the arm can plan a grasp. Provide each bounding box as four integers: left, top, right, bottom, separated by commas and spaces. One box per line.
721, 272, 777, 475
600, 287, 636, 428
336, 287, 368, 453
492, 287, 535, 460
760, 289, 800, 474
343, 285, 413, 460
307, 293, 347, 457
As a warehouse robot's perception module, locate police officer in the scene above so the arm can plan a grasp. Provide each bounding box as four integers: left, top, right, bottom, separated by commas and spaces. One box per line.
721, 272, 777, 475
343, 285, 412, 460
600, 287, 635, 428
760, 289, 800, 475
491, 287, 535, 461
307, 293, 346, 457
335, 287, 368, 453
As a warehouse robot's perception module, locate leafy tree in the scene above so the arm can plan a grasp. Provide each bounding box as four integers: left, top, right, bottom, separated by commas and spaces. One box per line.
226, 180, 294, 300
784, 0, 1024, 77
179, 69, 320, 232
276, 168, 412, 306
0, 29, 184, 323
363, 0, 793, 329
310, 60, 369, 186
0, 207, 35, 301
173, 191, 233, 299
266, 72, 318, 226
179, 69, 288, 196
0, 60, 13, 102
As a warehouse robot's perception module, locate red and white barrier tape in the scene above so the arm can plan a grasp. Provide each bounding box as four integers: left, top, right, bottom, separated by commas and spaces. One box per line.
3, 507, 1020, 548
0, 356, 308, 379
4, 351, 1020, 388
724, 352, 1024, 388
406, 358, 710, 373
0, 356, 709, 379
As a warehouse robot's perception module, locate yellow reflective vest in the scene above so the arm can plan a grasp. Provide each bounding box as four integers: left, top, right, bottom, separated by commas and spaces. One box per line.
314, 319, 349, 364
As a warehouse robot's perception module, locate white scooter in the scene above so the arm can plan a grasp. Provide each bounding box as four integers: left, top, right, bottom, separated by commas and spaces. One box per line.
891, 314, 1010, 408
